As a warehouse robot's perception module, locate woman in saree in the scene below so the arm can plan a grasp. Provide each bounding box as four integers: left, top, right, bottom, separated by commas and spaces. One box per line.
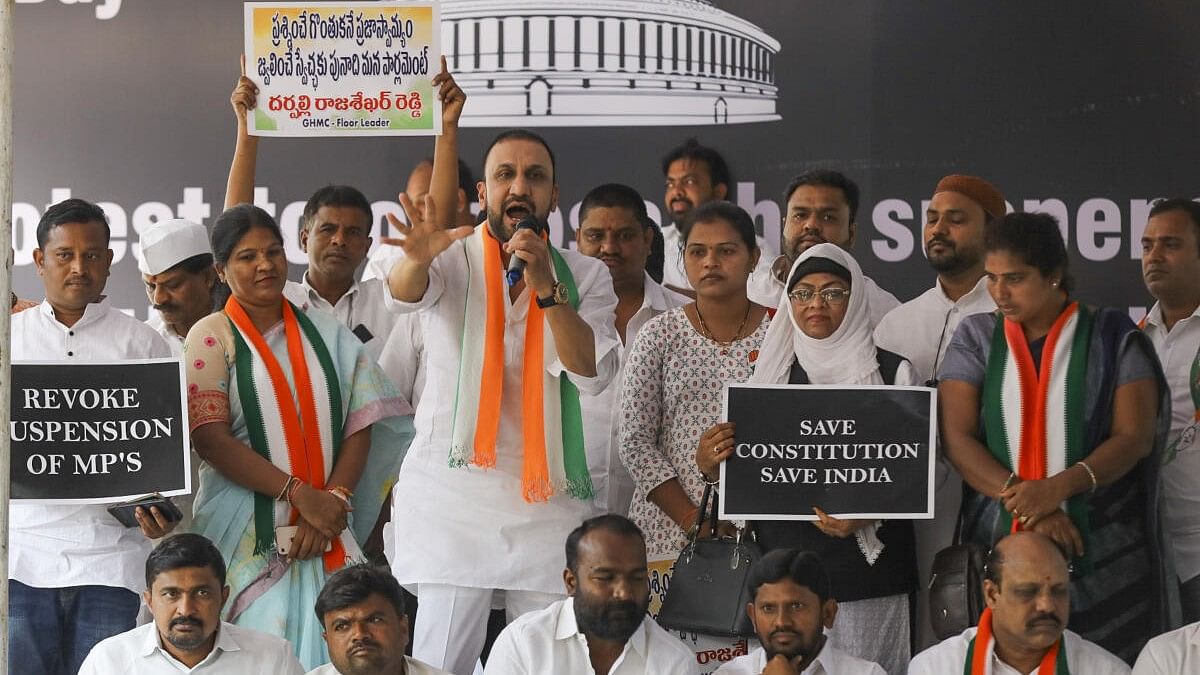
697, 243, 919, 674
184, 204, 409, 668
938, 211, 1173, 662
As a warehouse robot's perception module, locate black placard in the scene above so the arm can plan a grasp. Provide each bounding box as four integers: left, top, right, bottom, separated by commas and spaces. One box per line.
719, 384, 936, 520
10, 359, 190, 504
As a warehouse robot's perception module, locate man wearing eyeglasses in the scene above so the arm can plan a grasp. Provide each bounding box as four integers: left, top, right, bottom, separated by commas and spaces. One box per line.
873, 174, 1002, 651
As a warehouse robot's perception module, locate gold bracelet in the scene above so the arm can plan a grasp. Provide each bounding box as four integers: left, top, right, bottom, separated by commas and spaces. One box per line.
1076, 461, 1098, 494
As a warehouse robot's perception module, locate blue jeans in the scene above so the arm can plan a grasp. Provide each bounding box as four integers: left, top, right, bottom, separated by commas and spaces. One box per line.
8, 581, 139, 675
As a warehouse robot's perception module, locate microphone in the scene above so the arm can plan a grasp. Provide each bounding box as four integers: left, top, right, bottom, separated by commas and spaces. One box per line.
504, 215, 542, 286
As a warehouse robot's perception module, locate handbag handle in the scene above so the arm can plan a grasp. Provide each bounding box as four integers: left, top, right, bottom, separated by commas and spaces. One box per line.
689, 484, 719, 547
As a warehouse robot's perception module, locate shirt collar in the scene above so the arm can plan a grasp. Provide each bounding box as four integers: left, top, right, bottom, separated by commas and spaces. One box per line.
555, 597, 650, 659
37, 298, 112, 329
641, 273, 678, 313
138, 622, 241, 662
301, 271, 360, 304
935, 274, 990, 307
1142, 301, 1200, 330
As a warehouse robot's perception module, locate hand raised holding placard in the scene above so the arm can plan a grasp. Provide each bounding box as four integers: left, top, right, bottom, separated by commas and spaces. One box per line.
696, 422, 736, 481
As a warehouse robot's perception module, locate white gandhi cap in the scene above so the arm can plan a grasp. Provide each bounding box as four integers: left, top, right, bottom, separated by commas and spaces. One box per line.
138, 219, 211, 275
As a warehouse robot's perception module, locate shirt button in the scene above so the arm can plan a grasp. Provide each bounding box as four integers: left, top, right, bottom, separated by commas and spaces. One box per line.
68, 330, 74, 336
67, 351, 74, 356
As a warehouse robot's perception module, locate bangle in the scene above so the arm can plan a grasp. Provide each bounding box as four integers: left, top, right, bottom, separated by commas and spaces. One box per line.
327, 485, 354, 505
1000, 472, 1017, 495
275, 476, 296, 501
1076, 461, 1098, 494
702, 473, 720, 487
285, 479, 304, 505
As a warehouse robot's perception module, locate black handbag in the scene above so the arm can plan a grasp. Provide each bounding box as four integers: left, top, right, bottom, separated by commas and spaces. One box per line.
656, 484, 762, 637
928, 538, 987, 640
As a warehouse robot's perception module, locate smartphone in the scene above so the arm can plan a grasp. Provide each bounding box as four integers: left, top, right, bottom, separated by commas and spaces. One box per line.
275, 525, 333, 555
106, 494, 184, 528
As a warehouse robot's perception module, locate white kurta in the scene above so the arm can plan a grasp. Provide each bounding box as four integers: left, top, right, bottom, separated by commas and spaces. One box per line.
580, 273, 687, 515
388, 236, 621, 593
1142, 302, 1200, 583
9, 301, 172, 592
145, 312, 185, 356
78, 621, 305, 675
1132, 620, 1200, 675
660, 222, 781, 307
715, 644, 885, 675
483, 597, 699, 675
908, 627, 1130, 675
871, 274, 994, 650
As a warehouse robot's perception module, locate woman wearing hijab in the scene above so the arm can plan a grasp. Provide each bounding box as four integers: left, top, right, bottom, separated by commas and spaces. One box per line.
698, 243, 919, 674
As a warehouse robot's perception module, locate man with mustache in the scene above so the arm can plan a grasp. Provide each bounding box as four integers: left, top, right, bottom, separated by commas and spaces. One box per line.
575, 183, 687, 515
715, 549, 885, 674
139, 218, 217, 355
78, 533, 303, 673
484, 515, 696, 674
909, 532, 1129, 674
1138, 198, 1200, 626
10, 198, 177, 675
872, 174, 1002, 650
308, 565, 451, 675
382, 102, 621, 671
659, 138, 778, 304
761, 171, 899, 322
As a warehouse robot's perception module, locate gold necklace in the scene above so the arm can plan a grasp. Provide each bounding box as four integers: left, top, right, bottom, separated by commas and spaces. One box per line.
694, 301, 751, 356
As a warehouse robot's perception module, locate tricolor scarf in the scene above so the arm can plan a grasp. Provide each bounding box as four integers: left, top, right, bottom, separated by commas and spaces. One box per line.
226, 297, 353, 572
964, 608, 1068, 675
448, 225, 592, 503
982, 302, 1095, 573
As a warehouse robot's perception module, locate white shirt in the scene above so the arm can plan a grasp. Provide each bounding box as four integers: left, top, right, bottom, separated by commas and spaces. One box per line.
9, 300, 172, 592
581, 273, 688, 515
307, 655, 453, 675
484, 597, 699, 675
660, 223, 781, 307
1133, 620, 1200, 675
388, 239, 621, 593
78, 620, 305, 674
873, 276, 995, 385
1142, 302, 1200, 582
283, 273, 401, 365
908, 627, 1129, 675
146, 313, 186, 357
715, 644, 885, 675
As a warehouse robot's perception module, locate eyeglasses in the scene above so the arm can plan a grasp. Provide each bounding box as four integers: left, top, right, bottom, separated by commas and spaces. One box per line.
788, 287, 851, 305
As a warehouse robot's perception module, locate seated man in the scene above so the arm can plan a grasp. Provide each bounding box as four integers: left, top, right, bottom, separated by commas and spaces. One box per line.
908, 532, 1129, 674
484, 514, 697, 675
1132, 620, 1200, 674
308, 564, 452, 675
716, 549, 885, 674
79, 533, 304, 674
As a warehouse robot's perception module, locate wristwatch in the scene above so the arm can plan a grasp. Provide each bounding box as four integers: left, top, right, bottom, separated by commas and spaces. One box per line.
536, 281, 569, 309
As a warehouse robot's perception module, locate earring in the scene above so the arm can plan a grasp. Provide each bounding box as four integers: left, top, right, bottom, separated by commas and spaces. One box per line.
1051, 280, 1059, 287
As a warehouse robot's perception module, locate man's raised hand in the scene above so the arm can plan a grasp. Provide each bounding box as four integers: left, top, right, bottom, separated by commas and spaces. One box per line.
381, 193, 474, 266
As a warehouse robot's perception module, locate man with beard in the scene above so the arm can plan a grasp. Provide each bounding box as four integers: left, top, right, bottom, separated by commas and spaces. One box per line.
484, 515, 696, 674
659, 138, 778, 304
382, 119, 620, 674
139, 218, 217, 355
761, 171, 899, 322
872, 174, 1002, 650
78, 534, 303, 674
716, 549, 884, 674
1138, 198, 1200, 625
308, 565, 451, 675
910, 532, 1128, 674
575, 183, 687, 515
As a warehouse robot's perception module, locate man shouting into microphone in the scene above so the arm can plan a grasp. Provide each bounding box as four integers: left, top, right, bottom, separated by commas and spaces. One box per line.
383, 123, 620, 675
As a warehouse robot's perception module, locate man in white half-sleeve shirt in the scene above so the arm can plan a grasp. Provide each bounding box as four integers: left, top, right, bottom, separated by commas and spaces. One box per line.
1132, 620, 1200, 674
716, 549, 884, 675
908, 532, 1128, 675
575, 183, 687, 515
79, 534, 304, 675
139, 218, 217, 356
758, 170, 899, 323
383, 124, 621, 675
485, 515, 697, 675
659, 138, 778, 306
873, 174, 1002, 649
308, 564, 452, 675
9, 198, 176, 675
1138, 198, 1200, 625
